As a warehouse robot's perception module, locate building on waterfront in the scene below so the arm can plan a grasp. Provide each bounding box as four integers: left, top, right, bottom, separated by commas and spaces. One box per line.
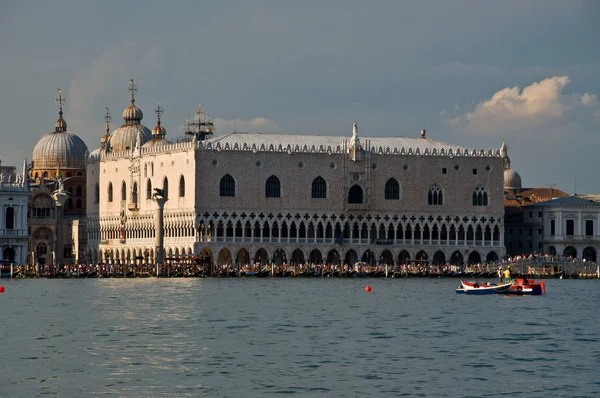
501, 141, 570, 257
28, 89, 89, 265
521, 196, 600, 262
86, 80, 506, 268
0, 161, 29, 263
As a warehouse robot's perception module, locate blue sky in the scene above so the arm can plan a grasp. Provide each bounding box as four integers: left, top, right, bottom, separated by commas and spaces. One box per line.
1, 0, 599, 192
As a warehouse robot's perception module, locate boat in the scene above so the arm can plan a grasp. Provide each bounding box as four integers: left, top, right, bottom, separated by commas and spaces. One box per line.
455, 280, 513, 295
506, 278, 546, 295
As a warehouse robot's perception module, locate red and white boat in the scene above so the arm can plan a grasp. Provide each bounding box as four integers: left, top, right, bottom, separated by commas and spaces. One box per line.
456, 281, 513, 295
506, 278, 546, 295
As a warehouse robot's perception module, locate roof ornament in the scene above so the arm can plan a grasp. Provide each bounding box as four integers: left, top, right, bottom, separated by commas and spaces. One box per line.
129, 79, 138, 104
155, 102, 164, 126
101, 107, 111, 148
54, 88, 67, 132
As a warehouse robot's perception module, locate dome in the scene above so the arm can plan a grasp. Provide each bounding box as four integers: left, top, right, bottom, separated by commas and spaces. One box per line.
142, 137, 171, 148
142, 103, 169, 148
123, 104, 143, 122
109, 124, 152, 153
32, 130, 89, 170
152, 124, 166, 137
107, 79, 152, 152
32, 89, 89, 170
504, 168, 522, 191
89, 147, 104, 158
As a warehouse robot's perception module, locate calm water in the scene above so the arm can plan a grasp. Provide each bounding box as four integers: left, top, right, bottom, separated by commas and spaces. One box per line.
1, 277, 599, 397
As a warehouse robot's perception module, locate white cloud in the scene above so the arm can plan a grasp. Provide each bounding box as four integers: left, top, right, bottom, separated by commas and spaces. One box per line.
448, 76, 600, 134
581, 92, 598, 107
215, 117, 279, 134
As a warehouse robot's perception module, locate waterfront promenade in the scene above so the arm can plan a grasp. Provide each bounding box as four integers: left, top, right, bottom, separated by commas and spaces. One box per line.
2, 255, 598, 279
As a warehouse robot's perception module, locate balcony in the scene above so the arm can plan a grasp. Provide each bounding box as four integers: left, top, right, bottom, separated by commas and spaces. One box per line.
0, 229, 29, 238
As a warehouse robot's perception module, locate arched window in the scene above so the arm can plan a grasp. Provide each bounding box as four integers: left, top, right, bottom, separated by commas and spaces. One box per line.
179, 176, 185, 197
76, 199, 82, 208
108, 183, 113, 202
76, 185, 82, 197
67, 198, 73, 209
42, 171, 48, 178
472, 186, 488, 206
163, 177, 169, 199
132, 182, 138, 205
121, 181, 127, 201
385, 178, 400, 200
428, 184, 443, 205
151, 162, 154, 176
348, 185, 364, 204
220, 174, 235, 197
265, 176, 281, 198
144, 163, 147, 178
34, 172, 39, 178
94, 183, 99, 204
146, 179, 152, 199
66, 172, 72, 178
311, 176, 327, 198
5, 207, 14, 230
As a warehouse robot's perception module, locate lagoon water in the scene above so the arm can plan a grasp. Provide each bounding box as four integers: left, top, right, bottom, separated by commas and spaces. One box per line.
1, 278, 599, 397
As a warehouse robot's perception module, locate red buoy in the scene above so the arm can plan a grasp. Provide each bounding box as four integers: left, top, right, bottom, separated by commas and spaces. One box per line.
365, 285, 372, 293
0, 286, 5, 293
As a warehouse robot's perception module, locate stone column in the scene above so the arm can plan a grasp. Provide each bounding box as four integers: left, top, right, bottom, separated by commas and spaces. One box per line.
153, 196, 168, 266
52, 189, 69, 265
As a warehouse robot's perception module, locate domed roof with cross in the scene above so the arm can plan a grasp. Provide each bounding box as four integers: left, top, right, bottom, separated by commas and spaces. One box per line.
108, 79, 152, 153
32, 89, 89, 170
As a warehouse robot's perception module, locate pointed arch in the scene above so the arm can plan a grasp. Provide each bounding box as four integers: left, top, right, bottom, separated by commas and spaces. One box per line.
348, 185, 363, 204
220, 174, 236, 197
121, 181, 127, 201
179, 175, 185, 197
384, 178, 400, 200
266, 175, 281, 198
146, 179, 152, 199
108, 182, 113, 202
162, 177, 169, 199
472, 185, 488, 206
311, 176, 327, 198
428, 184, 443, 205
132, 182, 138, 205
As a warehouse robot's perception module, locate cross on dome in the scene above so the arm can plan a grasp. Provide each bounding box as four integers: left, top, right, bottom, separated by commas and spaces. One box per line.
54, 88, 68, 132
129, 79, 138, 103
54, 88, 66, 111
104, 107, 112, 124
155, 103, 164, 124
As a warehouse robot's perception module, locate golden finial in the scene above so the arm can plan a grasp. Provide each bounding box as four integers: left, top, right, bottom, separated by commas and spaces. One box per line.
54, 88, 67, 132
54, 88, 66, 113
155, 103, 164, 125
128, 79, 138, 104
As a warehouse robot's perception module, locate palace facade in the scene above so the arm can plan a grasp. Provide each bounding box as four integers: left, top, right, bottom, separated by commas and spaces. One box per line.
86, 81, 506, 268
0, 162, 29, 263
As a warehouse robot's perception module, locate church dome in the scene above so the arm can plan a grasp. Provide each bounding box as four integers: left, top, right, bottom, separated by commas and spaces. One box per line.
142, 137, 171, 148
108, 80, 152, 153
122, 104, 143, 122
143, 103, 171, 148
501, 140, 522, 191
504, 168, 522, 191
32, 89, 89, 170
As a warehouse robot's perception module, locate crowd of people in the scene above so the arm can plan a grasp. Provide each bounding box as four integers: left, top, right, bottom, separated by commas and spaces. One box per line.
1, 252, 597, 279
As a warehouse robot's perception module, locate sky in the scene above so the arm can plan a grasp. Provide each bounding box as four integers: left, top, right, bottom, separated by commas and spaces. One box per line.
1, 0, 599, 193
